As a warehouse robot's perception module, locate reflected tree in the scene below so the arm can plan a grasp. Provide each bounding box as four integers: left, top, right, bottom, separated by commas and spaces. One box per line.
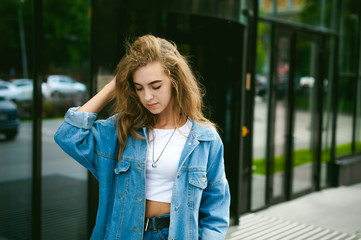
0, 0, 90, 79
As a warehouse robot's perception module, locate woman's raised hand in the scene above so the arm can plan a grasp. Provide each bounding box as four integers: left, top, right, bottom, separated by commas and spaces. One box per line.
77, 76, 116, 113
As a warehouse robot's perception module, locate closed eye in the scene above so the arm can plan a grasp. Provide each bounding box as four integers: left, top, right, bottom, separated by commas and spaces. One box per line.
152, 85, 161, 90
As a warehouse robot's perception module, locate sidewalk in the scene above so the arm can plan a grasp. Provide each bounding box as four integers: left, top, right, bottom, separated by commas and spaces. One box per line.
226, 183, 361, 240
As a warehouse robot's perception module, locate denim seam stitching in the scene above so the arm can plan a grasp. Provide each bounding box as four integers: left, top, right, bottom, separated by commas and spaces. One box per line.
207, 178, 226, 187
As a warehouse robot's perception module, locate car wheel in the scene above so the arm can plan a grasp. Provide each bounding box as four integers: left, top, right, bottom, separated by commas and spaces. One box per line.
5, 131, 17, 141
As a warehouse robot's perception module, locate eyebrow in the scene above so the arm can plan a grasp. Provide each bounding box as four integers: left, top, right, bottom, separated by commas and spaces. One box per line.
133, 80, 162, 86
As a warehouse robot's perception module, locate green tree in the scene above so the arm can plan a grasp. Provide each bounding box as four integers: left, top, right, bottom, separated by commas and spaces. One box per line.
0, 0, 33, 78
43, 0, 90, 71
0, 0, 90, 79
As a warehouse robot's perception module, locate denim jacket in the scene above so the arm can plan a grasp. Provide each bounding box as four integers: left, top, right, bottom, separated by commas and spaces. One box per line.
54, 107, 230, 240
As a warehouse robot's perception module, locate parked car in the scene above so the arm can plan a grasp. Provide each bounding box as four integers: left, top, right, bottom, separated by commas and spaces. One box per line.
0, 80, 23, 102
42, 75, 87, 99
0, 96, 19, 140
11, 78, 34, 102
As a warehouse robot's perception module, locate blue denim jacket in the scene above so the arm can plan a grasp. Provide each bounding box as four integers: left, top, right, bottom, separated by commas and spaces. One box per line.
54, 107, 230, 240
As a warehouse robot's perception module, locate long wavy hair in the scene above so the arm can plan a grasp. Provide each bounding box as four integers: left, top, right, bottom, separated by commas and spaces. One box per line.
113, 34, 214, 159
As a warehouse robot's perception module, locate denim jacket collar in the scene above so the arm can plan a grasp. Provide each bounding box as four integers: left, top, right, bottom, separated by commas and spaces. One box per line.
140, 120, 216, 142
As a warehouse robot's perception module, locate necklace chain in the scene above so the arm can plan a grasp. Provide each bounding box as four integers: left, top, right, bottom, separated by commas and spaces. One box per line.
152, 128, 176, 168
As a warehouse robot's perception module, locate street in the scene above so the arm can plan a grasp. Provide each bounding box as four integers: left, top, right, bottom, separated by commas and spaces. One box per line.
0, 119, 87, 183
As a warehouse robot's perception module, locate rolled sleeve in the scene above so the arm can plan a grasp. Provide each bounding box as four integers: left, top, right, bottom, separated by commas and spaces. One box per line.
200, 227, 226, 240
54, 107, 99, 179
64, 107, 98, 130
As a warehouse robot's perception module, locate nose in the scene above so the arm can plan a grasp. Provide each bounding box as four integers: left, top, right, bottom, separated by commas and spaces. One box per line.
144, 88, 153, 101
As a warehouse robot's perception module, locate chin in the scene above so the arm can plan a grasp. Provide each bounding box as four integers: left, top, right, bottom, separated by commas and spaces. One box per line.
147, 109, 162, 115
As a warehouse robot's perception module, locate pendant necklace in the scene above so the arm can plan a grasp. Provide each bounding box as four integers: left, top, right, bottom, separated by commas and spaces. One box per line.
152, 128, 176, 168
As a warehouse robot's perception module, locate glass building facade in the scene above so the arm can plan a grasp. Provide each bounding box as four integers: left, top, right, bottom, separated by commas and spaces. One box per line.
0, 0, 360, 238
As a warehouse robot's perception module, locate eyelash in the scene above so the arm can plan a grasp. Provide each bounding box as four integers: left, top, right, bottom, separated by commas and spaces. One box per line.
135, 85, 161, 91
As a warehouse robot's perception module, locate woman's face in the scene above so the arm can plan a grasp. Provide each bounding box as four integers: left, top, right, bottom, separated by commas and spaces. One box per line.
133, 61, 174, 118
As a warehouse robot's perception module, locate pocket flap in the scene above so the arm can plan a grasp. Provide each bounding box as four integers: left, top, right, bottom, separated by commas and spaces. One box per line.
189, 172, 207, 189
114, 160, 131, 174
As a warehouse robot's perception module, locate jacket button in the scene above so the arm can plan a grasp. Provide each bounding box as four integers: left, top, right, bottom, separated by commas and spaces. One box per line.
175, 206, 179, 211
202, 176, 206, 183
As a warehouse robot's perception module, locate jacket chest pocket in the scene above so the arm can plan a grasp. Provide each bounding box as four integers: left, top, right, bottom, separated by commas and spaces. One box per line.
114, 160, 131, 199
187, 171, 207, 209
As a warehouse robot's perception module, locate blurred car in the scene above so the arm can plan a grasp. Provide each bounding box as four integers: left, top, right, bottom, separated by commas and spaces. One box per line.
42, 75, 87, 99
0, 96, 19, 140
0, 80, 23, 102
11, 78, 34, 102
299, 76, 315, 88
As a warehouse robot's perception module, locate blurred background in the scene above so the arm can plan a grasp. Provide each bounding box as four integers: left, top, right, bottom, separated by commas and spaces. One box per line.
0, 0, 360, 239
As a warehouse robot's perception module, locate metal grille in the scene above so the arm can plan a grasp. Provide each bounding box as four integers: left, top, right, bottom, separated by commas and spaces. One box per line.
0, 175, 87, 240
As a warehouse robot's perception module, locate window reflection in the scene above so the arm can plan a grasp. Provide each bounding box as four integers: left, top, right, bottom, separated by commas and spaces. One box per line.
0, 0, 33, 238
292, 39, 317, 195
272, 36, 290, 200
259, 0, 337, 29
252, 21, 271, 210
336, 78, 353, 157
321, 38, 334, 188
355, 78, 361, 152
41, 0, 90, 239
340, 0, 359, 74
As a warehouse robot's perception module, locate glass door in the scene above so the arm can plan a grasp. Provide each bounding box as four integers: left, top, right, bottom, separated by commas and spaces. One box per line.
269, 30, 293, 203
269, 29, 320, 203
292, 35, 319, 196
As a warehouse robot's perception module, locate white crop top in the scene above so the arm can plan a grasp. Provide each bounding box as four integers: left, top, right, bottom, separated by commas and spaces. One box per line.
146, 119, 192, 203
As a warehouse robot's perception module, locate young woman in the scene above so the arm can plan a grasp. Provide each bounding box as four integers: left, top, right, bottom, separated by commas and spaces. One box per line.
54, 35, 230, 240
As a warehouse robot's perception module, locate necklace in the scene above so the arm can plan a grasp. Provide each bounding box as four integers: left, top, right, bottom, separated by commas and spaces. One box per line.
152, 128, 176, 168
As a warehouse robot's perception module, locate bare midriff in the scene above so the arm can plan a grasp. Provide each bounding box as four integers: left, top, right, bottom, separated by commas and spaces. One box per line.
145, 200, 171, 218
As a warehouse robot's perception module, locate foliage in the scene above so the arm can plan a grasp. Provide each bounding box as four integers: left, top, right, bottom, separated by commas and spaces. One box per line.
0, 0, 33, 78
335, 142, 352, 157
43, 0, 90, 70
252, 143, 355, 175
256, 22, 271, 74
0, 0, 90, 79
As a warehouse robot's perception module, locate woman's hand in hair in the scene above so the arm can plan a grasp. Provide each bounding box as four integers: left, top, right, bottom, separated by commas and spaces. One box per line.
76, 77, 116, 113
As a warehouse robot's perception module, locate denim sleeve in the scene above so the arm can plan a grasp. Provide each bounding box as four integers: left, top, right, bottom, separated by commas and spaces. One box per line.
199, 134, 230, 240
54, 107, 99, 179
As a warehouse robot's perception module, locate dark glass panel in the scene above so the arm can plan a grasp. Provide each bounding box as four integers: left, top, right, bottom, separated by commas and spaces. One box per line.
292, 39, 317, 194
336, 77, 354, 157
340, 0, 360, 74
272, 36, 290, 200
259, 0, 337, 30
355, 77, 361, 153
0, 0, 33, 238
252, 21, 271, 210
321, 38, 335, 188
41, 0, 91, 239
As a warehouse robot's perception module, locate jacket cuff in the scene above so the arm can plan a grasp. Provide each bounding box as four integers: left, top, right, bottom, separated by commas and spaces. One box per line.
200, 228, 225, 240
64, 107, 98, 129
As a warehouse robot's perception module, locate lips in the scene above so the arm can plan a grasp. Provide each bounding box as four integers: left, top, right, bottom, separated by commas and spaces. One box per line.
147, 103, 158, 108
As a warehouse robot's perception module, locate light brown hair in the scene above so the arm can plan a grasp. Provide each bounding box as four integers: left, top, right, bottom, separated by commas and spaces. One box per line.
113, 34, 214, 159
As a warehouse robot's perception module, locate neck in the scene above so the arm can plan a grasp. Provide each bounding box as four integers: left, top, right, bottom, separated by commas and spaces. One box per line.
154, 115, 187, 129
